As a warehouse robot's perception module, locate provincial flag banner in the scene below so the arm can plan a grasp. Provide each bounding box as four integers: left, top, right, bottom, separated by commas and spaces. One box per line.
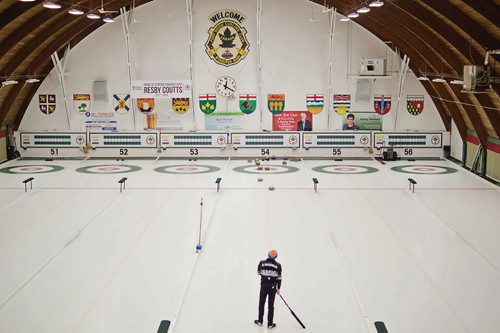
407, 95, 424, 116
239, 94, 257, 114
333, 94, 350, 115
39, 94, 56, 115
137, 98, 155, 114
306, 94, 324, 115
374, 95, 391, 115
73, 94, 91, 115
172, 98, 190, 115
199, 94, 217, 114
268, 94, 285, 114
113, 94, 130, 115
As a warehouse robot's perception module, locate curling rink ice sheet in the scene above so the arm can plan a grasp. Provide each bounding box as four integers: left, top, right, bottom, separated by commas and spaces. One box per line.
0, 158, 499, 333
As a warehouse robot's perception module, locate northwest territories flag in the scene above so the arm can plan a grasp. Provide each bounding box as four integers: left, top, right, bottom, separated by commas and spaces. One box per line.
407, 95, 424, 116
374, 95, 391, 115
306, 94, 324, 115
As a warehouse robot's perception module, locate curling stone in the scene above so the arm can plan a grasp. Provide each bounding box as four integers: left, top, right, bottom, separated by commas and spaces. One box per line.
268, 185, 275, 191
282, 161, 287, 165
264, 166, 270, 171
257, 166, 263, 170
257, 177, 263, 182
271, 155, 277, 160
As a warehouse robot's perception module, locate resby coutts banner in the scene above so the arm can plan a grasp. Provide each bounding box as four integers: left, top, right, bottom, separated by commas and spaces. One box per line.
131, 80, 192, 99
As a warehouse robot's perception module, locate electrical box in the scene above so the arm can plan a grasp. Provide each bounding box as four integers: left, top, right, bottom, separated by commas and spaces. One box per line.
359, 58, 386, 76
463, 65, 490, 90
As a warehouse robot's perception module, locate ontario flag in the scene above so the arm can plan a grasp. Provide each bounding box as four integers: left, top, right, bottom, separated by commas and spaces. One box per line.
374, 95, 391, 115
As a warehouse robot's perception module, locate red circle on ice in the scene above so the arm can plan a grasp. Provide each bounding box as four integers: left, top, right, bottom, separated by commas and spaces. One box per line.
97, 167, 121, 171
414, 167, 435, 172
177, 167, 198, 171
333, 167, 356, 171
20, 167, 44, 172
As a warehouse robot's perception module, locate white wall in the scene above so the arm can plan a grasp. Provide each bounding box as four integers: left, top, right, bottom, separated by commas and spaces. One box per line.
450, 119, 464, 161
20, 0, 445, 133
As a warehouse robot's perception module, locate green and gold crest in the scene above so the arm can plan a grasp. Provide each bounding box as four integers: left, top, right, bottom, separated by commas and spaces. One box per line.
205, 10, 250, 67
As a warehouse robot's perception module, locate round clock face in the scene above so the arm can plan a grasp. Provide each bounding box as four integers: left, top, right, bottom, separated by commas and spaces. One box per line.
215, 76, 236, 97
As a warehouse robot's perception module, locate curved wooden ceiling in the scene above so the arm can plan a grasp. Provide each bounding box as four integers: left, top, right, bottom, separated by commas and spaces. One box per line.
0, 0, 499, 145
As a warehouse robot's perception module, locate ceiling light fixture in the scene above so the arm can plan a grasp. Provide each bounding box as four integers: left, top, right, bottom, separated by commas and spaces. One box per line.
340, 17, 350, 22
357, 7, 370, 14
450, 79, 464, 85
87, 12, 101, 19
68, 7, 84, 15
43, 1, 61, 9
417, 76, 430, 81
19, 0, 37, 2
2, 80, 19, 86
347, 12, 359, 18
26, 78, 40, 83
103, 16, 115, 23
432, 77, 446, 83
369, 1, 384, 7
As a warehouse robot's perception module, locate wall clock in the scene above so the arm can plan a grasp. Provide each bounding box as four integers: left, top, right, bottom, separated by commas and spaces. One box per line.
215, 76, 236, 97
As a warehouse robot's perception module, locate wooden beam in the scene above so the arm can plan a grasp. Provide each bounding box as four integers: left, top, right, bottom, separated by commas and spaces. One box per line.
0, 1, 38, 31
461, 0, 500, 27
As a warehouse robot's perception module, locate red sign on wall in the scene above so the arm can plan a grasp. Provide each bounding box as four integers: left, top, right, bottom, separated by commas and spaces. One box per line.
272, 111, 313, 131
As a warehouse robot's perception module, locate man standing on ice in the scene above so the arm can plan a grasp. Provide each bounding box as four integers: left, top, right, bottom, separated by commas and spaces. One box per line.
255, 249, 282, 329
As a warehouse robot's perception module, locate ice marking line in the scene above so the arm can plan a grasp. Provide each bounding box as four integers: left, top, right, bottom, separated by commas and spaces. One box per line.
0, 193, 123, 312
300, 159, 374, 333
356, 189, 472, 333
71, 191, 177, 333
168, 157, 232, 333
411, 193, 500, 273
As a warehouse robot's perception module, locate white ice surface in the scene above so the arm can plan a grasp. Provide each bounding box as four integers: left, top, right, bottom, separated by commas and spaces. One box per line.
0, 158, 498, 333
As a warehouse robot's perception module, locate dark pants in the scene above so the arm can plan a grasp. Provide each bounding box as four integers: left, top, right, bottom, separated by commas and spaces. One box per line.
258, 284, 277, 324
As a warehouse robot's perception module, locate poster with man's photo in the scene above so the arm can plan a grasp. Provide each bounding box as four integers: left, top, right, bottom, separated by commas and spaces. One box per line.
273, 111, 313, 131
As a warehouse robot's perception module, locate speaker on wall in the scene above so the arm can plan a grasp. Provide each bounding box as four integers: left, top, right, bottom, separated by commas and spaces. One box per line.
93, 81, 108, 102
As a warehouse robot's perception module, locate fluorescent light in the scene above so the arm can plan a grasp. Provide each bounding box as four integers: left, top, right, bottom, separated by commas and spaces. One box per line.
450, 80, 464, 85
347, 12, 359, 18
26, 78, 40, 83
19, 0, 37, 2
87, 12, 101, 19
43, 1, 61, 9
2, 80, 19, 86
369, 1, 384, 7
417, 76, 430, 81
68, 8, 84, 15
357, 7, 370, 13
103, 16, 115, 23
340, 17, 350, 22
432, 78, 446, 83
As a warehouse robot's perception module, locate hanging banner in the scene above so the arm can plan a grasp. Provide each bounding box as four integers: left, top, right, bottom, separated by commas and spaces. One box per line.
407, 95, 424, 116
73, 94, 91, 115
306, 94, 324, 115
130, 80, 192, 99
239, 94, 257, 114
205, 9, 250, 67
333, 94, 350, 115
273, 111, 313, 131
172, 98, 190, 115
268, 94, 285, 114
374, 95, 391, 115
199, 94, 217, 114
113, 94, 130, 115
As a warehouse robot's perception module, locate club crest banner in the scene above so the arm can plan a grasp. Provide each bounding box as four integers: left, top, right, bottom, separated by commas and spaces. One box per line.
172, 98, 190, 115
374, 95, 391, 115
306, 94, 324, 115
333, 94, 350, 115
268, 94, 285, 114
113, 94, 130, 115
131, 80, 191, 99
239, 94, 256, 114
73, 94, 91, 115
205, 10, 250, 67
39, 94, 56, 115
137, 98, 155, 114
407, 95, 424, 116
199, 94, 217, 114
